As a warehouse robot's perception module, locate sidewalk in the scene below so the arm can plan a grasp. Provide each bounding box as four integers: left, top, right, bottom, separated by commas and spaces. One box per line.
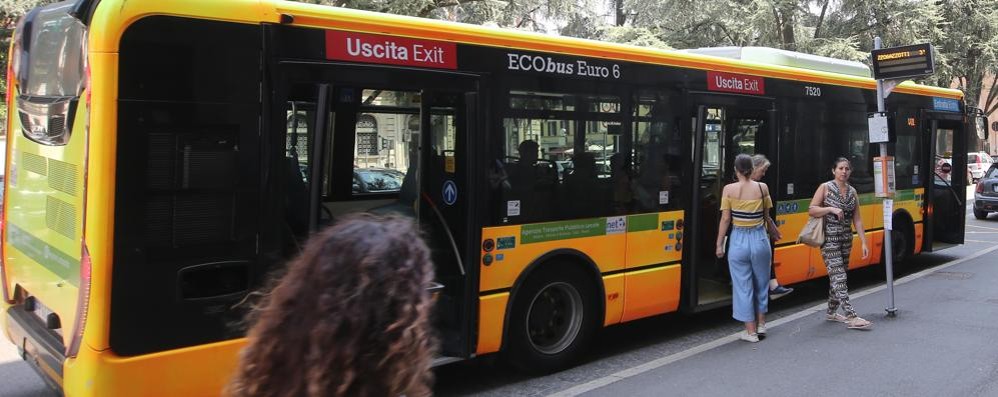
569, 245, 998, 397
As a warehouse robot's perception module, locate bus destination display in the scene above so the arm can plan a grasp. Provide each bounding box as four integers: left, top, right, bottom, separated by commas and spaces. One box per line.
871, 43, 934, 80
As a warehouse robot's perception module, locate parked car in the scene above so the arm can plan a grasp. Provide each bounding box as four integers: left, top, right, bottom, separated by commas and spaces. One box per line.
353, 167, 404, 194
973, 163, 998, 220
968, 151, 994, 182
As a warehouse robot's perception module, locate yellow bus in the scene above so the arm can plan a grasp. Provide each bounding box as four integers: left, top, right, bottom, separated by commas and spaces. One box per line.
2, 0, 982, 394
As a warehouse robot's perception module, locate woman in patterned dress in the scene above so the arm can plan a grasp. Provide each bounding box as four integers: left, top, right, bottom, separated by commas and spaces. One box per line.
807, 157, 873, 330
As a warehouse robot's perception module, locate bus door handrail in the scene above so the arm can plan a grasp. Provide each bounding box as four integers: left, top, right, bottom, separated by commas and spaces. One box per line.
420, 192, 466, 276
933, 171, 965, 205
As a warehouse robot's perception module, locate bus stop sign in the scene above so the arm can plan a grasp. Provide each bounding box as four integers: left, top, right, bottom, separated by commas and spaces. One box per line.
871, 43, 934, 80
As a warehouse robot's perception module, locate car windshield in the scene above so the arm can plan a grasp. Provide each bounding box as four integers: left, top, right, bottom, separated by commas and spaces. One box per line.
987, 165, 998, 180
356, 169, 403, 192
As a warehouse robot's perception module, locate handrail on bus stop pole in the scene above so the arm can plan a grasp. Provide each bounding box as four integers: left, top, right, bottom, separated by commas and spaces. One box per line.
874, 37, 899, 317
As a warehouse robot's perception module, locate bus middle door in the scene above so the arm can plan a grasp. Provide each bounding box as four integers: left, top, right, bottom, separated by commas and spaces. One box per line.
687, 95, 773, 310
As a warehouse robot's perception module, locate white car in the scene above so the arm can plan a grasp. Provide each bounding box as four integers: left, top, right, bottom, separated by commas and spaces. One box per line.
968, 152, 994, 182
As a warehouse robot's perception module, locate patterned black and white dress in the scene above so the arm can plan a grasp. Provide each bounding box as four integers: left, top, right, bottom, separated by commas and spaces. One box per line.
820, 180, 858, 318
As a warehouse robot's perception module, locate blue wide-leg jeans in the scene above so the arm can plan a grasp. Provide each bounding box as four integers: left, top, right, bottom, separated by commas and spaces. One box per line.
727, 225, 772, 322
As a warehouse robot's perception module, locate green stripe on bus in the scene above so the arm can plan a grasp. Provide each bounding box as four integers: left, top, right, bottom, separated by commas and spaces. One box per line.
521, 218, 606, 244
627, 214, 658, 232
776, 189, 918, 215
7, 224, 79, 286
895, 190, 916, 201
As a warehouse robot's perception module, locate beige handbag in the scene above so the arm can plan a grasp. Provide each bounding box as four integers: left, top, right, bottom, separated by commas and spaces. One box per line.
797, 216, 825, 247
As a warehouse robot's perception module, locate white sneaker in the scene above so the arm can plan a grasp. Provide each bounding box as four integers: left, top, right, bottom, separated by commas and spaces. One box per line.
757, 324, 767, 335
739, 332, 759, 343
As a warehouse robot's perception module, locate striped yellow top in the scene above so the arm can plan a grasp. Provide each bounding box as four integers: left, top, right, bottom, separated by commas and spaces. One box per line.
720, 196, 773, 227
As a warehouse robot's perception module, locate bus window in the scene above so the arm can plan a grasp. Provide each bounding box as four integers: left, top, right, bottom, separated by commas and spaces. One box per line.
633, 91, 685, 212
499, 90, 625, 222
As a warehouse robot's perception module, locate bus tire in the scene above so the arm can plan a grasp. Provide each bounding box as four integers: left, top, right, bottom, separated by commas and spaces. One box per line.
885, 215, 914, 276
503, 262, 598, 374
974, 209, 988, 220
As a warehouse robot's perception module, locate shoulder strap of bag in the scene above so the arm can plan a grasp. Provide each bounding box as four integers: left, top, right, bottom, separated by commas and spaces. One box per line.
757, 182, 772, 224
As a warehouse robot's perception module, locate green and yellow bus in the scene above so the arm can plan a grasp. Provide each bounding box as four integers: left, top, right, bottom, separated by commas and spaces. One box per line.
2, 0, 982, 394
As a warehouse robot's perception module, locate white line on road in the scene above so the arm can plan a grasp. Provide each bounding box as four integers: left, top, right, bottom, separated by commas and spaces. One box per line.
547, 244, 998, 397
967, 224, 998, 231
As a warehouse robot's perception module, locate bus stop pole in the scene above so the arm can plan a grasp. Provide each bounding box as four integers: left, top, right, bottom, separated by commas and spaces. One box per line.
875, 37, 899, 316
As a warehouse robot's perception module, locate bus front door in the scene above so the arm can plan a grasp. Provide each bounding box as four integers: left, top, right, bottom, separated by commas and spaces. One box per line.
925, 115, 968, 250
688, 97, 774, 310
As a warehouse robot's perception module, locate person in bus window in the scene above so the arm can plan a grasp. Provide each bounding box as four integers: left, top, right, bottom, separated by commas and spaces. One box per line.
227, 214, 436, 397
609, 152, 633, 214
808, 157, 872, 330
563, 151, 600, 217
715, 154, 772, 343
750, 154, 793, 299
506, 139, 554, 220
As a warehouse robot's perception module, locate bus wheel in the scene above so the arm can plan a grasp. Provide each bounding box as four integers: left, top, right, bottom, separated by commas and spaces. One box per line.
887, 216, 914, 276
974, 209, 988, 220
504, 263, 598, 374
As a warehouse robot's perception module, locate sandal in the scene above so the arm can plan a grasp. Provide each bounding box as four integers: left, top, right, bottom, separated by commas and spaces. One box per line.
826, 313, 848, 323
846, 316, 872, 330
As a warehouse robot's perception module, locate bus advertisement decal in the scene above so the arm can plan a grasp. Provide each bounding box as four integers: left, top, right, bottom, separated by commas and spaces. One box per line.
520, 218, 606, 244
6, 224, 79, 286
325, 30, 457, 70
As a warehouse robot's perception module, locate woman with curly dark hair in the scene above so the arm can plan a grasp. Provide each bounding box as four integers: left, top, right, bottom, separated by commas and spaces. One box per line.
227, 214, 437, 397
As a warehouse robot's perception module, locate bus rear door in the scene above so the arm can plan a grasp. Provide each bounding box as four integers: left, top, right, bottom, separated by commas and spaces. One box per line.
924, 111, 967, 250
274, 63, 481, 361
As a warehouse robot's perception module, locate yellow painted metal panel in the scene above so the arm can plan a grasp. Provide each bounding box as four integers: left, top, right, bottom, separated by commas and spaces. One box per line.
88, 0, 276, 53
773, 244, 812, 285
63, 339, 244, 396
83, 52, 119, 352
620, 265, 681, 322
624, 212, 683, 268
475, 293, 509, 355
602, 274, 624, 326
479, 221, 625, 293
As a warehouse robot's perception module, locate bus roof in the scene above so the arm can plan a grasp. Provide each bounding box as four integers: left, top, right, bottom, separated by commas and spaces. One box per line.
85, 0, 962, 99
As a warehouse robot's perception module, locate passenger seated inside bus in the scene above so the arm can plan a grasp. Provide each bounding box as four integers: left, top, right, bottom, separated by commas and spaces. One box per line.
563, 152, 602, 218
504, 140, 557, 221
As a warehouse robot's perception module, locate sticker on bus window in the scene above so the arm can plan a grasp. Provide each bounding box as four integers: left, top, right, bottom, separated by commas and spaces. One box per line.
787, 183, 794, 195
659, 191, 669, 205
445, 155, 456, 173
507, 200, 521, 216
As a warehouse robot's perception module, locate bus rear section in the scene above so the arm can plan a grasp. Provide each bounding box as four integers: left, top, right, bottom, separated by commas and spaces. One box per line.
2, 1, 89, 391
2, 5, 267, 395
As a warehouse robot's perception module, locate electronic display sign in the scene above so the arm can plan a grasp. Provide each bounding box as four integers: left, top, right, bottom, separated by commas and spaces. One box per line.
871, 43, 934, 80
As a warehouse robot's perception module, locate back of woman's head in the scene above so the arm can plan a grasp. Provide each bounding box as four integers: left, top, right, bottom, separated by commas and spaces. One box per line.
734, 153, 754, 178
751, 154, 770, 170
228, 214, 436, 397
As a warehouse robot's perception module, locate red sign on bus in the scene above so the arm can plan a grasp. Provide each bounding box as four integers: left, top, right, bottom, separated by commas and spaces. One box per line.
707, 71, 765, 95
325, 30, 457, 70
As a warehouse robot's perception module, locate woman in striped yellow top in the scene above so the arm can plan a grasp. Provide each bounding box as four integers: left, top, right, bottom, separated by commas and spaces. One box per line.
716, 154, 774, 343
